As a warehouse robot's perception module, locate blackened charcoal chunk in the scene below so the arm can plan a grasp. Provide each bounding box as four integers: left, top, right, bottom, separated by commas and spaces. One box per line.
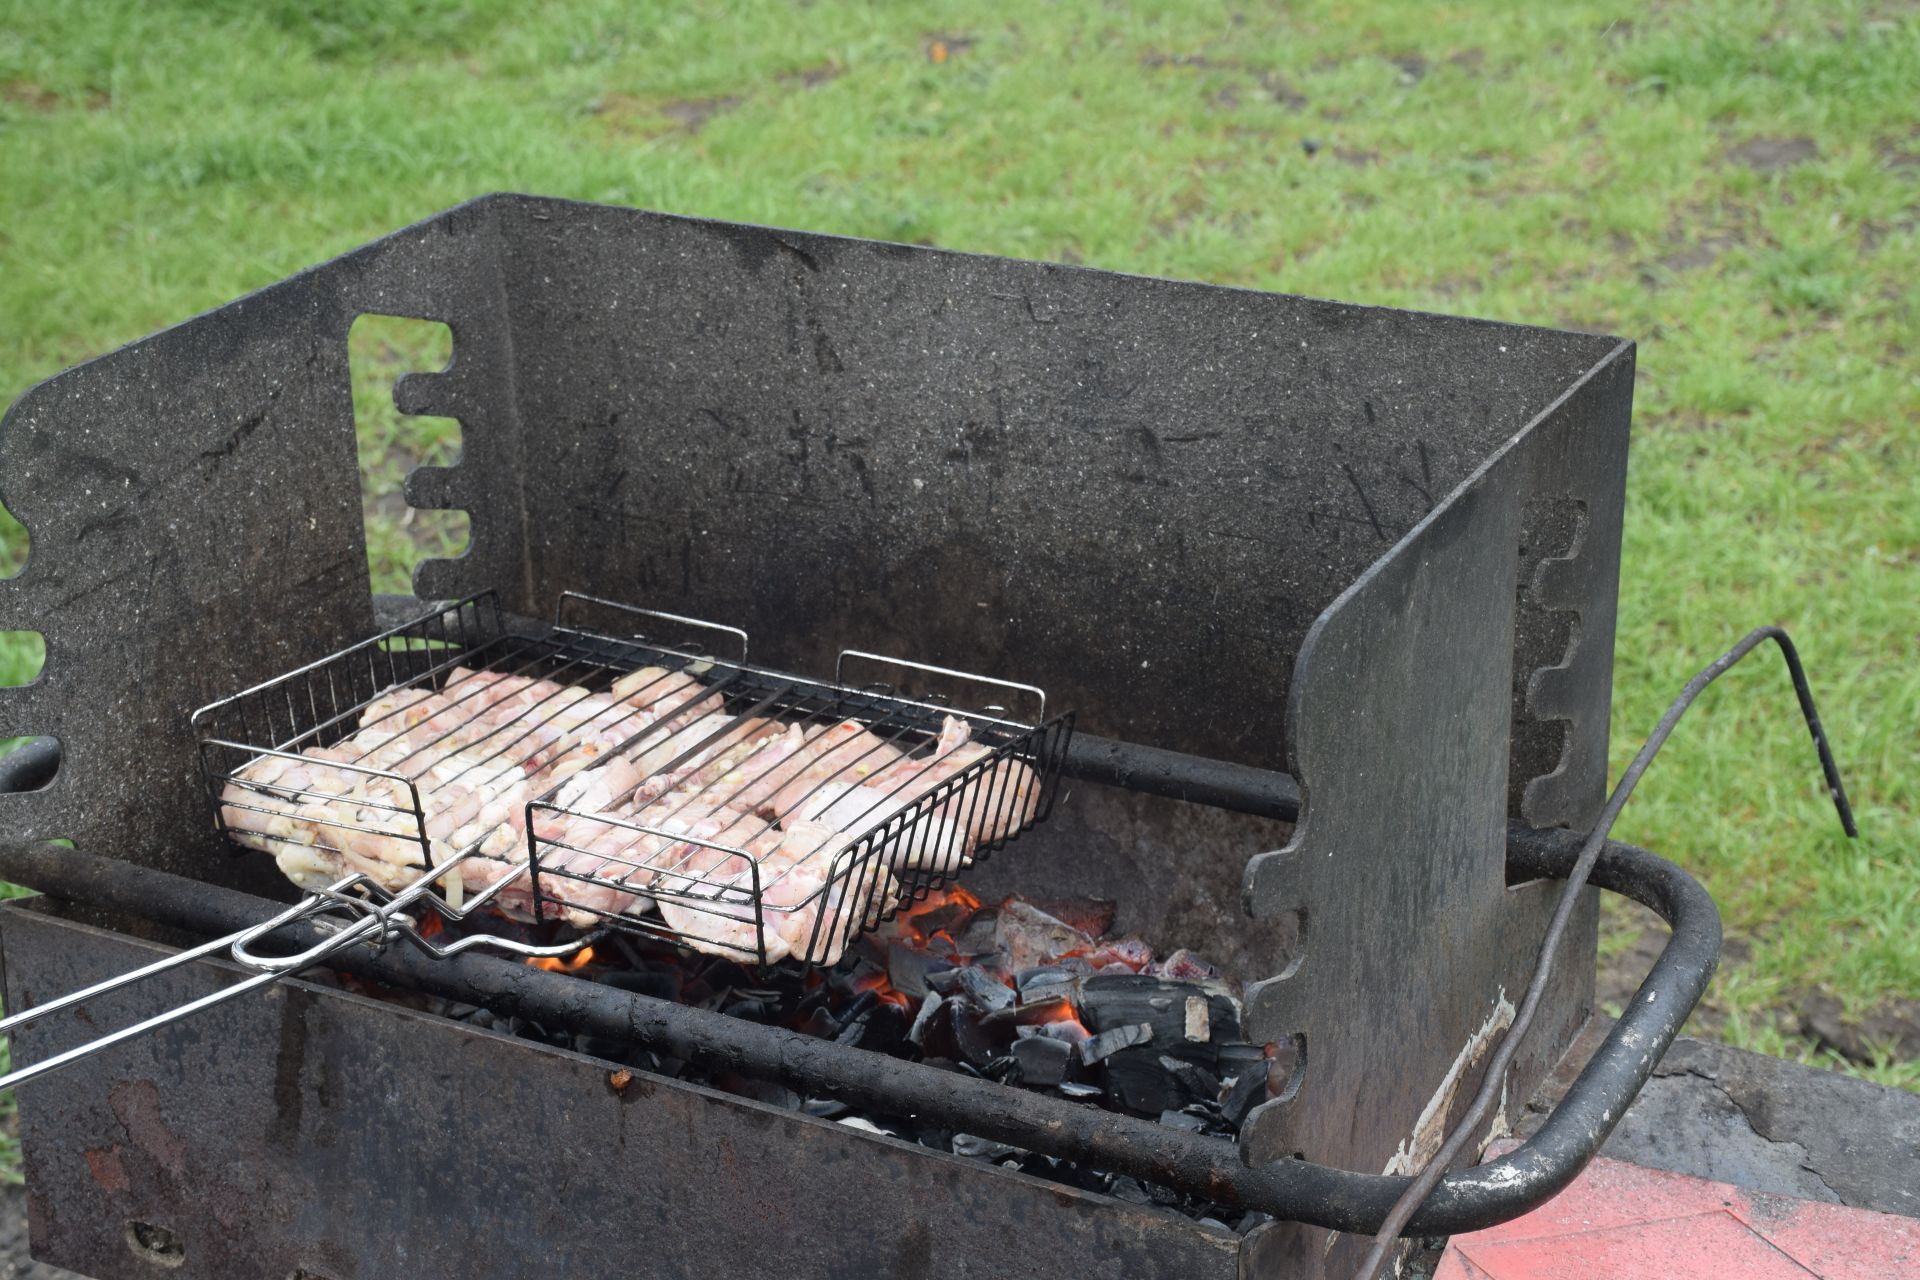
797, 1007, 838, 1040
804, 1099, 851, 1120
907, 989, 946, 1049
1156, 1109, 1210, 1133
983, 1055, 1023, 1083
1076, 974, 1242, 1048
1080, 1022, 1153, 1065
1216, 1042, 1268, 1077
1011, 1034, 1073, 1086
952, 1133, 1021, 1160
1056, 1080, 1103, 1100
1221, 1064, 1270, 1131
1102, 1046, 1191, 1116
1158, 1054, 1220, 1101
951, 1000, 1003, 1067
1106, 1176, 1153, 1205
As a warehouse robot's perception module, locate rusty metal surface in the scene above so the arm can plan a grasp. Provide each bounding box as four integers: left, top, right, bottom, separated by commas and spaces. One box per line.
1236, 355, 1631, 1275
2, 902, 1248, 1280
0, 197, 1634, 1201
0, 834, 1721, 1250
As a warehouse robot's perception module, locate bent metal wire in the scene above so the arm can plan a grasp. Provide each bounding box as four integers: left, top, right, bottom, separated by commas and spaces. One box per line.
3, 591, 1069, 1093
0, 843, 600, 1094
193, 591, 1074, 969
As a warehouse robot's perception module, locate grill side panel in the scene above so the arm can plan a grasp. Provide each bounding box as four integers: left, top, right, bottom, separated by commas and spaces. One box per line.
470, 195, 1624, 778
2, 902, 1249, 1280
0, 199, 526, 872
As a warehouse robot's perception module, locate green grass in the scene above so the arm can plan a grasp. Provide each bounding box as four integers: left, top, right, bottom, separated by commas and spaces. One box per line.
0, 0, 1914, 1117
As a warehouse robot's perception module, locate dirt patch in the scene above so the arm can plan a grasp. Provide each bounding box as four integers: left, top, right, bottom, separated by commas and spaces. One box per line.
1796, 990, 1920, 1066
923, 33, 973, 64
593, 92, 741, 136
1643, 231, 1744, 278
1260, 73, 1307, 110
1448, 48, 1486, 71
1387, 54, 1429, 84
1877, 126, 1920, 170
660, 95, 740, 132
784, 62, 843, 90
1727, 135, 1821, 173
1, 81, 106, 112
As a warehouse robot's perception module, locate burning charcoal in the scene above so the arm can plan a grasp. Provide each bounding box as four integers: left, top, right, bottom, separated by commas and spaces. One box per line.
1220, 1064, 1270, 1131
1011, 1034, 1073, 1086
1157, 1109, 1210, 1133
980, 993, 1077, 1033
912, 899, 985, 939
1101, 1046, 1192, 1116
928, 964, 1015, 1013
885, 942, 937, 999
1079, 1021, 1152, 1065
1079, 938, 1155, 972
1016, 964, 1080, 993
804, 1099, 851, 1120
995, 900, 1093, 970
1056, 1081, 1103, 1100
1151, 948, 1220, 981
954, 907, 1003, 957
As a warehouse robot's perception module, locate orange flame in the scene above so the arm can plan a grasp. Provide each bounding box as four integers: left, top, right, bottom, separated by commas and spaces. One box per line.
853, 968, 913, 1011
528, 945, 596, 973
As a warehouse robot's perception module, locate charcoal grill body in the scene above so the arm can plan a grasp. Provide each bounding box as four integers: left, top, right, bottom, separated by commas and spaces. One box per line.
0, 196, 1635, 1278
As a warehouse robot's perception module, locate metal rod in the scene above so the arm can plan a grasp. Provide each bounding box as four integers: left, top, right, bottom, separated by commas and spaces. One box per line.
1060, 733, 1301, 820
1353, 624, 1857, 1278
0, 833, 1718, 1236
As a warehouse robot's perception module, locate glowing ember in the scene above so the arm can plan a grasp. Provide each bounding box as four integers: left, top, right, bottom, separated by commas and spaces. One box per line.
852, 968, 912, 1011
528, 945, 596, 973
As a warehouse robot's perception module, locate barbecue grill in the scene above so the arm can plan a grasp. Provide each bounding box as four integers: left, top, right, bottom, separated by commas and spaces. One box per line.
0, 195, 1722, 1279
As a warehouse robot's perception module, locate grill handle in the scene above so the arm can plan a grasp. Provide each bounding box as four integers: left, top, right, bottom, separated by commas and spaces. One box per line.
0, 763, 598, 1095
0, 818, 1720, 1238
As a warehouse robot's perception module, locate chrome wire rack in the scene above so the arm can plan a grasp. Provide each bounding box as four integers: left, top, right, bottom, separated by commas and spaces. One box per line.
193, 592, 1073, 968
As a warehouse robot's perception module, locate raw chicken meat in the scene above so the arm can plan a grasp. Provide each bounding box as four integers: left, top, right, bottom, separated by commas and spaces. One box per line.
225, 650, 1040, 968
